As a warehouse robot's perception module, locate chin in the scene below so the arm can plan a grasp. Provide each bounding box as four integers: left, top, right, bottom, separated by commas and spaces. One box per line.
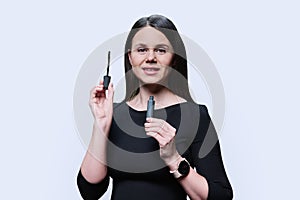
140, 79, 168, 87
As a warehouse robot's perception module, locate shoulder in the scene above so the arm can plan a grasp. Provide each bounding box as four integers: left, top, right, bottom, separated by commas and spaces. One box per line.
113, 101, 127, 110
183, 102, 212, 136
198, 104, 211, 121
113, 102, 123, 108
177, 102, 212, 133
182, 102, 210, 118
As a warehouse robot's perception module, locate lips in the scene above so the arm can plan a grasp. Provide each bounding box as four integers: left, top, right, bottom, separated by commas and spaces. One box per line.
142, 67, 160, 75
143, 68, 159, 71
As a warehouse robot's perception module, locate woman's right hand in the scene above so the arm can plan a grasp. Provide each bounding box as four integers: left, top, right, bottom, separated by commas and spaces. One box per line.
89, 80, 114, 134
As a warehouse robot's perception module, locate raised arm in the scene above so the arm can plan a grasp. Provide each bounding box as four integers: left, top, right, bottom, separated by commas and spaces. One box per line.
77, 81, 114, 199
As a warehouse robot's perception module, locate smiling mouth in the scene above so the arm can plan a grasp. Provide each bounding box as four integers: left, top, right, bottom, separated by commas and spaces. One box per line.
142, 67, 160, 72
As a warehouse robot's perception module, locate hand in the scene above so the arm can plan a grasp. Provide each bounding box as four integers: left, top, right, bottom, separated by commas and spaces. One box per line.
144, 118, 181, 165
89, 80, 114, 134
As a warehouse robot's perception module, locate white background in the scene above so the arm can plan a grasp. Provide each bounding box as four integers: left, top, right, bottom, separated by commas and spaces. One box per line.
0, 0, 299, 199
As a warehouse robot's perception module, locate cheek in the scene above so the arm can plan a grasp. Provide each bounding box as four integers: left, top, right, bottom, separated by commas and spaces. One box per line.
131, 66, 137, 72
162, 54, 174, 66
131, 66, 140, 76
130, 55, 144, 66
163, 66, 171, 77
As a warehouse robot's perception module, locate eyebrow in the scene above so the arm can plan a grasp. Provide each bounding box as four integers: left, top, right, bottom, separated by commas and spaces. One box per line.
132, 43, 170, 49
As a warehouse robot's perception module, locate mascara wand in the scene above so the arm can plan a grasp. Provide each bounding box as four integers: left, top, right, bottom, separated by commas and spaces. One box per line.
103, 51, 111, 90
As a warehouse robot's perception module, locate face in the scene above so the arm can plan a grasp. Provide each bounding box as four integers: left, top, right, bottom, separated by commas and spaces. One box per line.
128, 26, 174, 86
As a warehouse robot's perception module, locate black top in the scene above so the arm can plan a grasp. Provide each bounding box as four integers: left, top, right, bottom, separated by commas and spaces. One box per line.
77, 102, 233, 200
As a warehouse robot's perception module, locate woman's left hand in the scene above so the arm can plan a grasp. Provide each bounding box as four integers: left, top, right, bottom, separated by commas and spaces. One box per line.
144, 118, 181, 165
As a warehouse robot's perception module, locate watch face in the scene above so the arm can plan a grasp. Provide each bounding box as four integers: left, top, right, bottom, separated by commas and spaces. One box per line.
178, 160, 190, 176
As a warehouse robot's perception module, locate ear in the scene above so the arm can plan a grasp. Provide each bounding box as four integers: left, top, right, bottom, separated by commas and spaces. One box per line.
127, 49, 133, 66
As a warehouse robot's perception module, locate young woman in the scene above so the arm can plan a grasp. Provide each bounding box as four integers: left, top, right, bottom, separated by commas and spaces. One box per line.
77, 14, 233, 200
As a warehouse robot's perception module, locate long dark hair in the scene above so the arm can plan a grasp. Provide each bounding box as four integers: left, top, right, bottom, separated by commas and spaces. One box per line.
124, 14, 194, 102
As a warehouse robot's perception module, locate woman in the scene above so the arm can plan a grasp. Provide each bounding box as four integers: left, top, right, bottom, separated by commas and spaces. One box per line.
77, 14, 233, 200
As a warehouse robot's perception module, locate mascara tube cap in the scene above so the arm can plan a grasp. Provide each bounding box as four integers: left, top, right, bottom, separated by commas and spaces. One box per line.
103, 75, 111, 90
146, 96, 155, 118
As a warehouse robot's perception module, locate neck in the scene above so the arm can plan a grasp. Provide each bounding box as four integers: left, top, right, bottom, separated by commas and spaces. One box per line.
127, 84, 185, 110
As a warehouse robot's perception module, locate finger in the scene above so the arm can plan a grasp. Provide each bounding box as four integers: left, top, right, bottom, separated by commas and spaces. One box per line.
89, 88, 105, 104
146, 131, 171, 147
145, 118, 176, 137
145, 127, 170, 143
144, 123, 165, 133
144, 120, 166, 132
91, 81, 104, 95
146, 117, 165, 124
144, 123, 162, 135
146, 131, 164, 143
146, 131, 157, 137
91, 85, 104, 95
161, 125, 176, 139
107, 82, 114, 100
150, 119, 168, 133
144, 126, 160, 133
145, 118, 164, 127
99, 80, 104, 85
146, 117, 162, 123
94, 89, 105, 98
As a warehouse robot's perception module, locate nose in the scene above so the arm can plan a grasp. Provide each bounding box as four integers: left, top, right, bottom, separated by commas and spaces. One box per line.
146, 49, 156, 62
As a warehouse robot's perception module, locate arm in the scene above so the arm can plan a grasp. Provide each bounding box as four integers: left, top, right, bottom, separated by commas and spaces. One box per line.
169, 156, 210, 200
166, 140, 233, 200
80, 121, 110, 184
185, 105, 233, 199
144, 105, 233, 200
77, 81, 114, 199
145, 117, 209, 200
77, 168, 109, 200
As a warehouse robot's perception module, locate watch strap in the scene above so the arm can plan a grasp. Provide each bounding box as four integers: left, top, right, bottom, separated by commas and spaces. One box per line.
170, 158, 190, 179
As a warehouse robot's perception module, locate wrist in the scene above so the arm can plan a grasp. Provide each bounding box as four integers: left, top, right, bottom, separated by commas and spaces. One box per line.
93, 120, 110, 135
166, 154, 183, 171
169, 158, 191, 179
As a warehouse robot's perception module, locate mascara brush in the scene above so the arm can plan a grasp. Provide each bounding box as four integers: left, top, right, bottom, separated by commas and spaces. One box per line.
103, 51, 111, 90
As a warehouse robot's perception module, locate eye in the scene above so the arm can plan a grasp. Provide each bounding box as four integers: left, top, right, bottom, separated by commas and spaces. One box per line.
137, 48, 148, 53
155, 48, 167, 55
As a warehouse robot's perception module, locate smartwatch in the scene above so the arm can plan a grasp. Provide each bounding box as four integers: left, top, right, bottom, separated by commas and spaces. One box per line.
170, 158, 190, 179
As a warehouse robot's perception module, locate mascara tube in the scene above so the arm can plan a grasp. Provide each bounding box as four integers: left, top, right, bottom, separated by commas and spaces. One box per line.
146, 96, 155, 118
103, 51, 111, 90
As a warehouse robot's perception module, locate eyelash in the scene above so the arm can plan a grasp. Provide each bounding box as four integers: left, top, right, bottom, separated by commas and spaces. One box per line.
136, 48, 167, 54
